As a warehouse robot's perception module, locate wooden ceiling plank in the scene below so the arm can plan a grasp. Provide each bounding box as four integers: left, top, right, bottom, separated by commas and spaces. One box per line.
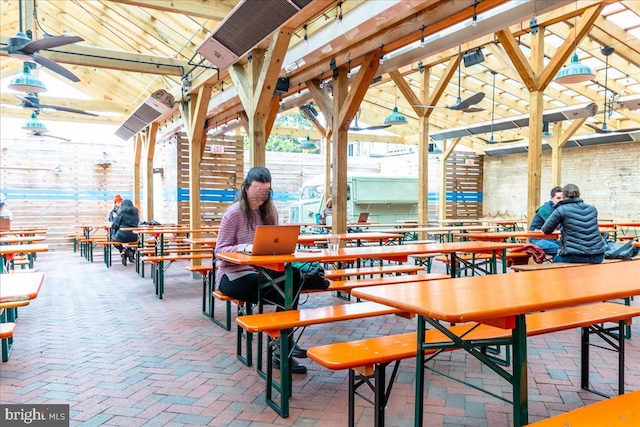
97, 1, 191, 58
105, 0, 238, 21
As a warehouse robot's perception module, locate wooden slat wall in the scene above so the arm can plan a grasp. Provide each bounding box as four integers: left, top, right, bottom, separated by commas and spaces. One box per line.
175, 132, 244, 225
0, 136, 134, 250
445, 153, 483, 219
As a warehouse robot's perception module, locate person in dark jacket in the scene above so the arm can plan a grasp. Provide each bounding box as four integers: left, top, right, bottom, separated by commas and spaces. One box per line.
529, 186, 563, 255
111, 199, 139, 266
541, 183, 605, 264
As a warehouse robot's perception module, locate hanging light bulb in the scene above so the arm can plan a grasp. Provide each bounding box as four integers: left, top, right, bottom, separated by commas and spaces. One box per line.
303, 25, 308, 46
378, 45, 385, 65
419, 25, 426, 47
347, 60, 352, 78
8, 63, 47, 93
337, 2, 343, 26
471, 0, 478, 27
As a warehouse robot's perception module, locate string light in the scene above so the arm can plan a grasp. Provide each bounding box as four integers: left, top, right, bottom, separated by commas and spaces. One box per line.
319, 73, 324, 89
419, 25, 426, 47
471, 0, 478, 27
379, 45, 384, 65
296, 83, 301, 98
303, 25, 308, 46
337, 2, 343, 25
347, 60, 352, 78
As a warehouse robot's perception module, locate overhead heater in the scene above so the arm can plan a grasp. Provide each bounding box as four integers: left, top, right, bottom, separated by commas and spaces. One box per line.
196, 0, 313, 70
115, 90, 174, 140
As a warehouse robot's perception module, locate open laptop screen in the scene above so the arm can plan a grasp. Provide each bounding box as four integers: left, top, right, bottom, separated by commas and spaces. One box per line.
250, 225, 300, 255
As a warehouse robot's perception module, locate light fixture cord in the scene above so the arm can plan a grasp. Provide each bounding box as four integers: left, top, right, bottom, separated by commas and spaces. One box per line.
603, 52, 609, 128
490, 71, 496, 139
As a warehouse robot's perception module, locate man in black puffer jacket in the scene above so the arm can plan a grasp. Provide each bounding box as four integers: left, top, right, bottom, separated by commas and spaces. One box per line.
541, 183, 605, 263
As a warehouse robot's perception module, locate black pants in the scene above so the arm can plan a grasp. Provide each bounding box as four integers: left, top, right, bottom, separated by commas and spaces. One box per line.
219, 268, 302, 311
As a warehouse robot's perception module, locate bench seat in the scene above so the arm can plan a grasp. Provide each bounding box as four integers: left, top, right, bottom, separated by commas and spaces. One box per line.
307, 302, 640, 426
1, 300, 31, 362
511, 258, 627, 272
324, 264, 423, 280
528, 389, 640, 426
141, 253, 212, 299
326, 273, 449, 293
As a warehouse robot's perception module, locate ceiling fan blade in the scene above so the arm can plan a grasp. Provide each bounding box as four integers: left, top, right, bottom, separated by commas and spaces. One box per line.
449, 92, 485, 111
497, 138, 523, 143
32, 53, 80, 82
462, 107, 484, 113
13, 93, 38, 109
478, 137, 497, 145
40, 103, 99, 117
366, 124, 392, 130
585, 123, 607, 133
28, 131, 70, 142
21, 35, 83, 54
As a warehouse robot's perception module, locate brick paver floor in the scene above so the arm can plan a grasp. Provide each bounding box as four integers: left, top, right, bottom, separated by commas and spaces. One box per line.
1, 250, 638, 426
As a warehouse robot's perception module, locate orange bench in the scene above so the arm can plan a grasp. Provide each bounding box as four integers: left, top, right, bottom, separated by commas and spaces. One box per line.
235, 301, 413, 417
528, 389, 640, 426
307, 302, 640, 426
1, 300, 31, 362
141, 253, 211, 299
324, 264, 423, 280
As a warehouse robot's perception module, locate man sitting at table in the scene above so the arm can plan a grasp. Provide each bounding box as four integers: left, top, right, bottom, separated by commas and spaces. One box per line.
541, 183, 606, 264
529, 186, 563, 255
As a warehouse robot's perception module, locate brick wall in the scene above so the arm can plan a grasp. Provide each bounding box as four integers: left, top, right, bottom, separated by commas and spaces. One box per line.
483, 142, 640, 221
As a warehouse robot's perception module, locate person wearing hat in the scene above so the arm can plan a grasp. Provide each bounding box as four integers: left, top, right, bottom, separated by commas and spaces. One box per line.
108, 194, 123, 222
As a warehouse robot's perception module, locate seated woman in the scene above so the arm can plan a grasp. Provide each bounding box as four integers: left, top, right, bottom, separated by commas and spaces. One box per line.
541, 183, 605, 264
214, 166, 306, 373
111, 199, 139, 266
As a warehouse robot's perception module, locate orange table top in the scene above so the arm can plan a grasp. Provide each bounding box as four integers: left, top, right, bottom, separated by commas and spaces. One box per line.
454, 231, 560, 241
352, 261, 640, 324
0, 272, 45, 302
0, 235, 47, 244
216, 241, 520, 272
296, 232, 404, 245
183, 237, 217, 246
0, 244, 49, 255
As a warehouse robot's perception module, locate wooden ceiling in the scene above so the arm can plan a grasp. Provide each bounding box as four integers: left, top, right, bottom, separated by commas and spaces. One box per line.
1, 0, 639, 153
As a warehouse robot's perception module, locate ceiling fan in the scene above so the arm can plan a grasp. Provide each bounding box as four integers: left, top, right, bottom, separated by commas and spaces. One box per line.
26, 129, 70, 142
14, 92, 98, 117
1, 0, 83, 82
349, 110, 391, 131
585, 46, 640, 134
413, 48, 485, 113
478, 70, 523, 145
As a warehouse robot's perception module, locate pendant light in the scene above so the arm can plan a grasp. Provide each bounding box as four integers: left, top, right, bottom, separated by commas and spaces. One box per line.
8, 63, 47, 93
21, 112, 48, 132
384, 86, 408, 125
299, 136, 317, 150
554, 5, 595, 84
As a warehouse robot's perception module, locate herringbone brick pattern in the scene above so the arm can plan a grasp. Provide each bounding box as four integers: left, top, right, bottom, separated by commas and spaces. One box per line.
1, 251, 638, 426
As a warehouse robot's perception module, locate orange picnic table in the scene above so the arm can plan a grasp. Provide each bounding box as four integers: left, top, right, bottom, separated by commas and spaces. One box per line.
352, 261, 640, 427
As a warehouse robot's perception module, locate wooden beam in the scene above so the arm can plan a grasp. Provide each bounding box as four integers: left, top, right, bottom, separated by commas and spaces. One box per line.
338, 51, 380, 130
537, 3, 605, 89
0, 41, 189, 76
254, 28, 293, 118
389, 70, 423, 117
495, 28, 537, 91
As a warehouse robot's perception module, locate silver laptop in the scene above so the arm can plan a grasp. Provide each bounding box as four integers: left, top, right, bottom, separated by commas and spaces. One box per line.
250, 225, 300, 256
